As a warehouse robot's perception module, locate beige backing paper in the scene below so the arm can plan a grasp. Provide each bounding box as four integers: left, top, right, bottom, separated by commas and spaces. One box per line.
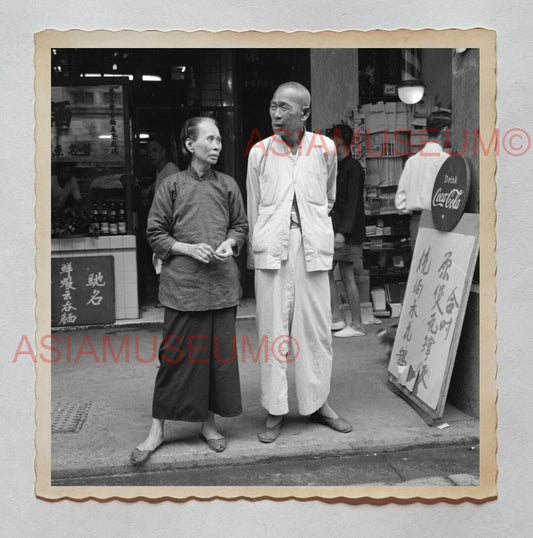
34, 29, 497, 503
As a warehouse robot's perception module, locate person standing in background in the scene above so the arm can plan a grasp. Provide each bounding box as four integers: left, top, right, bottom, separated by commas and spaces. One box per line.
395, 110, 451, 248
148, 137, 180, 194
147, 137, 180, 288
51, 161, 82, 214
329, 124, 367, 338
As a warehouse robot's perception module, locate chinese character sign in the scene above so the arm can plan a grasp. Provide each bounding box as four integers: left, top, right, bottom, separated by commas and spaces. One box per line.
51, 85, 125, 163
52, 256, 115, 326
388, 212, 478, 415
59, 261, 77, 325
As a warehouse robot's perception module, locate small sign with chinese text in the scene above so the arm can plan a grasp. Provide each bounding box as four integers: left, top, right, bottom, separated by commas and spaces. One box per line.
52, 256, 115, 326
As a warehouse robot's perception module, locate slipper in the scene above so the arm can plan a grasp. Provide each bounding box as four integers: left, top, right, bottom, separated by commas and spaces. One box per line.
333, 326, 366, 338
130, 443, 162, 466
199, 432, 227, 453
311, 412, 353, 433
331, 321, 346, 331
258, 416, 284, 443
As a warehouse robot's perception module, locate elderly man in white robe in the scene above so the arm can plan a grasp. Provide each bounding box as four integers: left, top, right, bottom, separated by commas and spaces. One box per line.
246, 81, 353, 443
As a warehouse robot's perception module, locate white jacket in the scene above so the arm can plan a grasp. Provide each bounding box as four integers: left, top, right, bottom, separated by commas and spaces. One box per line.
246, 131, 337, 272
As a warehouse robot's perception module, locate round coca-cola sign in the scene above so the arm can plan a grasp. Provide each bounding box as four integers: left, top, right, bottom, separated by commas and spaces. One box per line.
431, 155, 471, 231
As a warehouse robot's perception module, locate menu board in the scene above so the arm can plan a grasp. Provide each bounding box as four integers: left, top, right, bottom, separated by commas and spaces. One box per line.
52, 256, 115, 327
387, 211, 479, 423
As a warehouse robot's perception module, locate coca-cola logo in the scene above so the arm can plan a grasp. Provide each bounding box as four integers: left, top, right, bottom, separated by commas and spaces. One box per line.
431, 156, 470, 232
432, 187, 465, 210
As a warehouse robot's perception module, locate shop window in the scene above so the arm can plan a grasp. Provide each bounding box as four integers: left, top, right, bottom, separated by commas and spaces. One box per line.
51, 83, 131, 237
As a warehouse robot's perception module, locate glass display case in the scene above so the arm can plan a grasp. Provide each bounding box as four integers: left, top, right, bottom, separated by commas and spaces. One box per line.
51, 82, 132, 237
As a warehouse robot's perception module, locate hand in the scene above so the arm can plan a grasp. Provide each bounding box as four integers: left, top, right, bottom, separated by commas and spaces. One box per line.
334, 232, 345, 250
213, 239, 235, 261
187, 243, 215, 263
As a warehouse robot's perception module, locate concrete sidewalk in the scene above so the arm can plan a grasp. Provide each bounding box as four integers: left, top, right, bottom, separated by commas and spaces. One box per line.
50, 317, 479, 482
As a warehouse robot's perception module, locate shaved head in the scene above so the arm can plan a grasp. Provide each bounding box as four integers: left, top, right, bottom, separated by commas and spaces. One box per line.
274, 82, 311, 108
269, 81, 311, 144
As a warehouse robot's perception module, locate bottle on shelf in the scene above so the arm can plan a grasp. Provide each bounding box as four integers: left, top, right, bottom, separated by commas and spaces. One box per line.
99, 203, 109, 235
118, 202, 127, 234
108, 202, 118, 235
90, 203, 100, 237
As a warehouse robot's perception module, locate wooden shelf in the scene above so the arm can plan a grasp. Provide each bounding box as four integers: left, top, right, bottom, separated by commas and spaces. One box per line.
356, 102, 415, 290
368, 270, 410, 277
365, 209, 402, 216
52, 158, 125, 166
364, 154, 407, 159
365, 233, 408, 239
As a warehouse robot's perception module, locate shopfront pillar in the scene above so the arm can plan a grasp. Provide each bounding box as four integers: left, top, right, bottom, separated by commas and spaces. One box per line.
448, 48, 480, 417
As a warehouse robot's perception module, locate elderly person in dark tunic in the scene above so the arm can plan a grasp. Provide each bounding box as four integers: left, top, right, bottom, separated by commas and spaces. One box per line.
130, 117, 248, 465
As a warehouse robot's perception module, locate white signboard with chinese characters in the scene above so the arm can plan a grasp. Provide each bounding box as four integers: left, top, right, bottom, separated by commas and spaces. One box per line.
387, 211, 479, 423
52, 256, 115, 326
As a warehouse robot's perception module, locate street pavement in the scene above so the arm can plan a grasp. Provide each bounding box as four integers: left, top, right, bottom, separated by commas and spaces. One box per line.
52, 445, 479, 487
50, 314, 480, 486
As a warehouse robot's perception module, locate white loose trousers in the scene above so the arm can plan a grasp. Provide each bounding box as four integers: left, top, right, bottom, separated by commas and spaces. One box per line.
255, 227, 333, 416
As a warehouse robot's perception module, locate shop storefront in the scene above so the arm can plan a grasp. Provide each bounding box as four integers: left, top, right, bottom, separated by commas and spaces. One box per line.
51, 82, 138, 324
51, 48, 461, 329
51, 48, 311, 325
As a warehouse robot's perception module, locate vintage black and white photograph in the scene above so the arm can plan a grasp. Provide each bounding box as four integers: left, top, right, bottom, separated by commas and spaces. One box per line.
34, 30, 496, 501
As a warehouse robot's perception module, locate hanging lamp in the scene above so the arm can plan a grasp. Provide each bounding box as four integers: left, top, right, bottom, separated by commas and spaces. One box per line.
398, 49, 425, 105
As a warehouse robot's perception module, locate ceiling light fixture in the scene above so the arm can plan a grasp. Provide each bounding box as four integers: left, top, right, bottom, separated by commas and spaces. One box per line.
398, 49, 425, 105
397, 79, 425, 105
81, 73, 134, 80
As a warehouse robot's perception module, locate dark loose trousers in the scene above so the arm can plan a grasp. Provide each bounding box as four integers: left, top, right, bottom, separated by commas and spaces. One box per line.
152, 306, 242, 422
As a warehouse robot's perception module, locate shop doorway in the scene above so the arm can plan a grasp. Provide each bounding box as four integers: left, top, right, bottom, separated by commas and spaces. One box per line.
127, 48, 312, 310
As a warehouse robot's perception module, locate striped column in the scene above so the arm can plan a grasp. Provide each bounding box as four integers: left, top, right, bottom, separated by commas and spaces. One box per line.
402, 49, 421, 81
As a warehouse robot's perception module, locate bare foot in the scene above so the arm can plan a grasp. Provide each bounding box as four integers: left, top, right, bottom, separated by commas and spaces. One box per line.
200, 423, 224, 441
136, 419, 164, 452
201, 411, 224, 440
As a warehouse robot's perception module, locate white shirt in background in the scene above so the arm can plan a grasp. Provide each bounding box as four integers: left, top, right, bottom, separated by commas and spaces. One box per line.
395, 141, 449, 213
